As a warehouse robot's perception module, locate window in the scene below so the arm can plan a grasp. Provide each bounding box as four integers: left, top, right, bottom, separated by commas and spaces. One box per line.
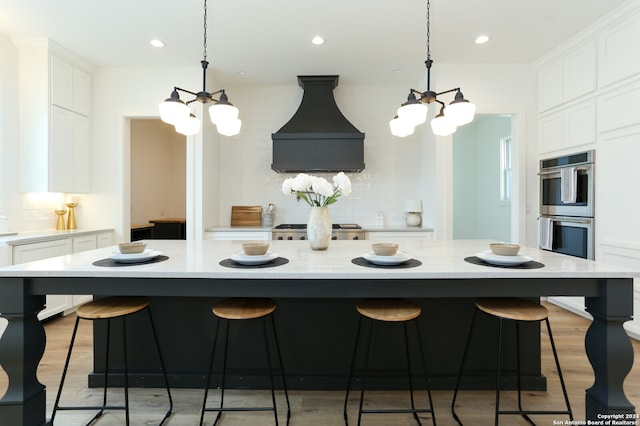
500, 136, 512, 202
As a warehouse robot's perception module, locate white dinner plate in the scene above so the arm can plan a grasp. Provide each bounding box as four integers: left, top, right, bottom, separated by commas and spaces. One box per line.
362, 251, 412, 266
230, 251, 278, 266
475, 250, 533, 266
110, 249, 162, 263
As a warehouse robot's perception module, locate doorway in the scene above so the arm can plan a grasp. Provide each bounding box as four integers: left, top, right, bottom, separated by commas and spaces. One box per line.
452, 114, 512, 242
129, 119, 186, 240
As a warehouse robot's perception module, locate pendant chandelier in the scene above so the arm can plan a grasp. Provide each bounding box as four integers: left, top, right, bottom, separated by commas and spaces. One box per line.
390, 0, 475, 137
158, 0, 241, 136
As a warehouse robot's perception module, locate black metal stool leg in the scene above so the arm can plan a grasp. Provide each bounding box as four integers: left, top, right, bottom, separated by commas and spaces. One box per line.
414, 320, 436, 425
212, 320, 231, 426
343, 316, 363, 426
200, 319, 221, 426
403, 322, 422, 426
546, 318, 573, 420
515, 323, 535, 426
122, 317, 130, 426
262, 317, 279, 426
270, 315, 291, 426
51, 316, 81, 423
146, 307, 173, 425
357, 318, 374, 426
451, 308, 479, 426
494, 318, 504, 426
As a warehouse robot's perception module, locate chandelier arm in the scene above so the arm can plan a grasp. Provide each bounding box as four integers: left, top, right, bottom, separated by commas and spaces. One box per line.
434, 87, 461, 97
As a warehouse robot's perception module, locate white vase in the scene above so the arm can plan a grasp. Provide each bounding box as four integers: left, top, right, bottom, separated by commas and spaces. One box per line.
307, 206, 332, 250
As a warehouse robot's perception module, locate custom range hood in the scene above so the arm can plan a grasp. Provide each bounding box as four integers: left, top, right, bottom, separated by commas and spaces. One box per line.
272, 75, 365, 173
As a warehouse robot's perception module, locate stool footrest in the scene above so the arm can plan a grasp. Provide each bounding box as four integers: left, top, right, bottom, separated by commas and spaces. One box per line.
498, 410, 573, 415
54, 405, 126, 411
204, 407, 276, 413
361, 408, 434, 414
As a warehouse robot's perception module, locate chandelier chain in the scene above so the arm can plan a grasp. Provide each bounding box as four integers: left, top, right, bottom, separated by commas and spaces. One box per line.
426, 0, 431, 61
202, 0, 208, 62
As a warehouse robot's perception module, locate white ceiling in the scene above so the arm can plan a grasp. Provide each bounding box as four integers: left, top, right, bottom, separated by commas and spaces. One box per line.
0, 0, 629, 86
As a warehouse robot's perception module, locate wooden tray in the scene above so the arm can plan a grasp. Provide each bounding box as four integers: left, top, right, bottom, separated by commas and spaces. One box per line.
231, 206, 263, 227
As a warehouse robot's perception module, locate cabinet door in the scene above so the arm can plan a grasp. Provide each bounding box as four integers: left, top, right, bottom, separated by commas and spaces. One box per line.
72, 235, 97, 253
367, 231, 433, 241
50, 105, 90, 193
206, 231, 271, 240
97, 231, 113, 248
51, 55, 90, 116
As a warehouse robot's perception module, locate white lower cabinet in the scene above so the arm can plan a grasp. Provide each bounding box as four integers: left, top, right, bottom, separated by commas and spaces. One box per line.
366, 231, 434, 241
12, 239, 74, 321
205, 230, 271, 241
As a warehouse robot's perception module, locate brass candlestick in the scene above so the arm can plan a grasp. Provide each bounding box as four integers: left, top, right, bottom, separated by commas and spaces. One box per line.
55, 209, 67, 230
66, 202, 77, 229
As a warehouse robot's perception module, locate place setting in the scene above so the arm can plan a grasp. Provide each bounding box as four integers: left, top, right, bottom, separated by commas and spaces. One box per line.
352, 243, 422, 269
220, 242, 289, 269
465, 243, 544, 269
93, 242, 168, 267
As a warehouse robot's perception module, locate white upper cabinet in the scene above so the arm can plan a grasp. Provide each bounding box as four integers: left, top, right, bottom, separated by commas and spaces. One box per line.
599, 11, 640, 88
50, 55, 91, 116
538, 40, 597, 112
14, 38, 92, 193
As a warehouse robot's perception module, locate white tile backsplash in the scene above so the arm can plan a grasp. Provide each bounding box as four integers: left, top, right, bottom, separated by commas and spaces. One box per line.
208, 84, 431, 228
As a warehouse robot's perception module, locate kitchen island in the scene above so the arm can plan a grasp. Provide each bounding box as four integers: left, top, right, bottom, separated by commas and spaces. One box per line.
0, 239, 636, 425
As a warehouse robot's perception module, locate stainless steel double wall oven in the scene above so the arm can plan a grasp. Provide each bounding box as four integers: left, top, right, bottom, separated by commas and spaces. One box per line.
539, 150, 594, 259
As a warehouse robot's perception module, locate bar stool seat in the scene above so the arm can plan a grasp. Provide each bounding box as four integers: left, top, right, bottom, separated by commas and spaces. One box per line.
52, 296, 173, 425
344, 298, 436, 426
451, 298, 573, 425
200, 298, 290, 426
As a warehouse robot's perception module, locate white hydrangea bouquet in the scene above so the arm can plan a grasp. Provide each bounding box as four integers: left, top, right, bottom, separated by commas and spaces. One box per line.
282, 172, 352, 206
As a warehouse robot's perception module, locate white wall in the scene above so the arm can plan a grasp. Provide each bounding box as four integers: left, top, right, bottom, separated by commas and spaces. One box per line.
453, 115, 512, 241
208, 83, 431, 229
432, 63, 538, 245
130, 119, 186, 225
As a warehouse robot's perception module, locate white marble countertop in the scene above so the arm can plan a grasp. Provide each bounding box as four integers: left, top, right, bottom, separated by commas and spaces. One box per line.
205, 226, 434, 232
0, 228, 114, 246
0, 239, 637, 280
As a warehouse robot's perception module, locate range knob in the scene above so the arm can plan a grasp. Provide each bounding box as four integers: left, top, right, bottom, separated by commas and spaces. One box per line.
299, 235, 306, 240
277, 236, 283, 240
331, 236, 337, 240
352, 235, 359, 240
287, 236, 293, 240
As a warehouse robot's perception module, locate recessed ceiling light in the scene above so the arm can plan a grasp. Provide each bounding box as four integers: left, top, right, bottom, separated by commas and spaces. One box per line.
475, 35, 489, 45
236, 70, 246, 76
150, 39, 165, 48
311, 36, 325, 45
392, 69, 402, 75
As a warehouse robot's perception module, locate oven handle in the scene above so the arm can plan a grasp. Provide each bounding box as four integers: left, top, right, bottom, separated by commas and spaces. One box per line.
542, 216, 592, 224
538, 165, 592, 176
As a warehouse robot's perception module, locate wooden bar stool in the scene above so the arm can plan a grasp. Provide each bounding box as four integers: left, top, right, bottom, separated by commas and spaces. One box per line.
51, 296, 173, 425
343, 298, 436, 426
200, 298, 290, 426
451, 298, 573, 425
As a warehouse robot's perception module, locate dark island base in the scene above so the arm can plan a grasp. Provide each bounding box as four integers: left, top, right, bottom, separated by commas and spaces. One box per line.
90, 297, 546, 391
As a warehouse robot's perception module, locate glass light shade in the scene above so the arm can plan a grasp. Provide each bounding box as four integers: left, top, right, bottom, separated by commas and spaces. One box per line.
175, 114, 201, 136
216, 117, 242, 136
209, 102, 239, 125
159, 99, 190, 125
431, 114, 457, 136
389, 116, 415, 137
445, 100, 476, 126
397, 102, 428, 126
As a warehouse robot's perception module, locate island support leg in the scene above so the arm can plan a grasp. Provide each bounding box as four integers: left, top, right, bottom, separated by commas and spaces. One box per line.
585, 278, 636, 420
0, 278, 47, 426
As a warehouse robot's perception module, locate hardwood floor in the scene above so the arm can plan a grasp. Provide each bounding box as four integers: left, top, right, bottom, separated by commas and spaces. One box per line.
1, 302, 638, 425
